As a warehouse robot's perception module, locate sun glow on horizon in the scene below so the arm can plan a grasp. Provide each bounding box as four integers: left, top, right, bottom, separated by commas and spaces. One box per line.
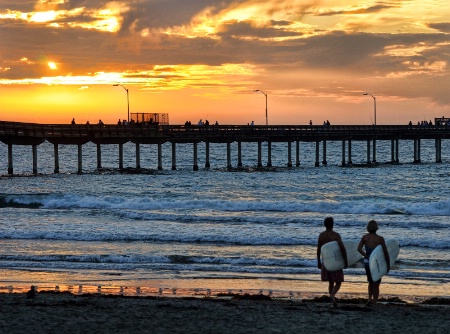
1, 0, 450, 125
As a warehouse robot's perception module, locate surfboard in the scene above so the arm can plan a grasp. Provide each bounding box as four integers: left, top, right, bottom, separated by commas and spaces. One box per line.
321, 240, 362, 271
369, 239, 400, 282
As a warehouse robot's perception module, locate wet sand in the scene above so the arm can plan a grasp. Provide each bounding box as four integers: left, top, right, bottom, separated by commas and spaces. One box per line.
0, 291, 449, 334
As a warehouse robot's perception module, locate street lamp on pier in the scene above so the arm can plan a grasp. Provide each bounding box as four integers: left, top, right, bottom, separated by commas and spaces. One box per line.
363, 93, 376, 127
113, 84, 130, 123
254, 90, 268, 126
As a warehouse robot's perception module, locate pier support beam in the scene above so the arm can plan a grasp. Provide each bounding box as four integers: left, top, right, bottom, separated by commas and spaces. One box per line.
391, 140, 395, 163
366, 140, 371, 165
414, 139, 421, 163
7, 144, 13, 174
193, 142, 199, 171
267, 142, 272, 167
96, 143, 102, 170
296, 140, 300, 167
396, 139, 399, 163
171, 142, 177, 170
372, 139, 377, 163
417, 139, 421, 163
315, 142, 320, 167
348, 140, 353, 165
341, 141, 346, 167
435, 138, 442, 163
322, 140, 327, 165
237, 142, 242, 167
287, 142, 292, 168
119, 143, 124, 170
414, 139, 417, 163
205, 142, 210, 168
54, 143, 60, 174
157, 143, 163, 170
227, 142, 232, 169
32, 144, 38, 175
77, 144, 82, 174
257, 142, 263, 168
135, 143, 141, 169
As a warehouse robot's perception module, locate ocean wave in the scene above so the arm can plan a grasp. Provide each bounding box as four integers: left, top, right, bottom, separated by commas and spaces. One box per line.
0, 230, 308, 246
2, 193, 450, 217
0, 254, 314, 268
0, 257, 447, 282
0, 230, 449, 249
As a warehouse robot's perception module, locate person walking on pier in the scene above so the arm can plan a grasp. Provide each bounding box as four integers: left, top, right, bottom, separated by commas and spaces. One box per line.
317, 217, 348, 307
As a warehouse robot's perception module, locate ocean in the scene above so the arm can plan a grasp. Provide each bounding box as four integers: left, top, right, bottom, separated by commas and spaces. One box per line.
0, 139, 449, 300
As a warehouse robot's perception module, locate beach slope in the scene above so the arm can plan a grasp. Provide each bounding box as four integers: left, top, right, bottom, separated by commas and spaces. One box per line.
0, 292, 448, 334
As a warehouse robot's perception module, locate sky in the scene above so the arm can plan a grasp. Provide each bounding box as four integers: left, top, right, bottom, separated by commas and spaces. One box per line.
0, 0, 449, 125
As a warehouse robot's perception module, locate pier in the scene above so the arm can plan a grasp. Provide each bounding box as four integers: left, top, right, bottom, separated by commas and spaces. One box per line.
1, 121, 449, 174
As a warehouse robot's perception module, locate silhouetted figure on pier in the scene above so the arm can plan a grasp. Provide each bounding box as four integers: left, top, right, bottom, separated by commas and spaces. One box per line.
71, 118, 76, 125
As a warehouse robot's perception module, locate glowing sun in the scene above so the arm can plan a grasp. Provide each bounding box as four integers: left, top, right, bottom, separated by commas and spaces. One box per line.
48, 62, 57, 70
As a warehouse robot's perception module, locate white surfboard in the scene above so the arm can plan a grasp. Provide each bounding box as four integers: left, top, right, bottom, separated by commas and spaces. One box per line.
369, 239, 400, 282
321, 240, 362, 271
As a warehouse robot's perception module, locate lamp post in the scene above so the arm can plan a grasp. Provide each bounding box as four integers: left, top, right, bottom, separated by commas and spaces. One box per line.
254, 89, 268, 126
363, 93, 376, 127
113, 84, 130, 123
364, 92, 377, 163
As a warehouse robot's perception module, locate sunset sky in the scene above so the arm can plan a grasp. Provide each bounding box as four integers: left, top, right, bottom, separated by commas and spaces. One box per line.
1, 0, 449, 125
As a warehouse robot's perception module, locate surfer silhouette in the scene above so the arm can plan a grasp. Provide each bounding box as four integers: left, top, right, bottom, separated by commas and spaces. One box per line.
317, 216, 348, 307
357, 220, 390, 307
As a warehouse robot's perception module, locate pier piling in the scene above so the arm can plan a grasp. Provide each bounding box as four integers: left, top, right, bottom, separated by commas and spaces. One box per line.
2, 122, 450, 174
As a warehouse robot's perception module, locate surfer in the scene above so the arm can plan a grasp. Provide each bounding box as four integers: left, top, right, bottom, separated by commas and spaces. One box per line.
357, 220, 390, 307
317, 216, 348, 307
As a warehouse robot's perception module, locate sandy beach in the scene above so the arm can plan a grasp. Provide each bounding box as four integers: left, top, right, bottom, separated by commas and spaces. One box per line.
0, 290, 448, 334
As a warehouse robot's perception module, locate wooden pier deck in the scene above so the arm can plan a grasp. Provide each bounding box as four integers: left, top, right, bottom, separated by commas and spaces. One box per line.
1, 121, 449, 174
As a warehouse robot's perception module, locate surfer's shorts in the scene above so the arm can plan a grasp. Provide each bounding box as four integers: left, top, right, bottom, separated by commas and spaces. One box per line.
364, 264, 381, 283
321, 267, 344, 282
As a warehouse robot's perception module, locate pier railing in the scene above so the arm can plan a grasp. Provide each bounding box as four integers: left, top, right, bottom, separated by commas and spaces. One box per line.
2, 121, 450, 145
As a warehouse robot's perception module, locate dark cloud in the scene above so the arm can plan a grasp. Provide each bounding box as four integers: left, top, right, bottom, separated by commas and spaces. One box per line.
315, 4, 396, 16
217, 20, 300, 39
56, 0, 112, 11
118, 0, 234, 34
426, 22, 450, 33
2, 12, 449, 81
0, 0, 36, 11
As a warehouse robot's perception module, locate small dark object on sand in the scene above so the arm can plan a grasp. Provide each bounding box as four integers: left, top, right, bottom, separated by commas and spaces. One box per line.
26, 286, 37, 299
